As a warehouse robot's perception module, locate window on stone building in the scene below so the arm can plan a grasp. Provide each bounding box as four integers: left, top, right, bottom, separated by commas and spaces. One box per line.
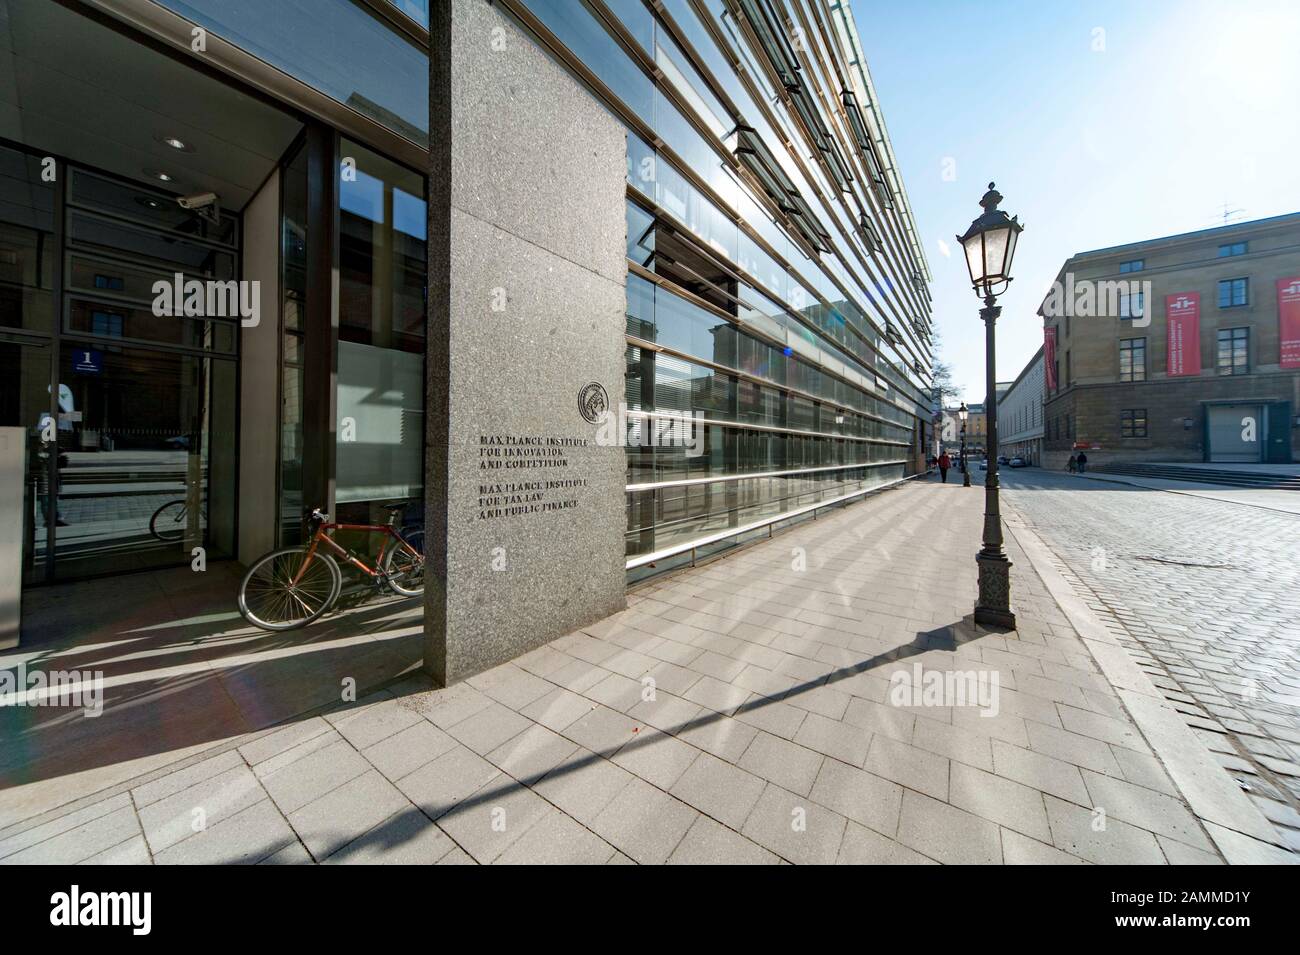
1119, 259, 1144, 273
1217, 241, 1247, 257
1216, 327, 1249, 376
1217, 277, 1248, 308
1119, 290, 1145, 320
1119, 338, 1146, 382
1120, 409, 1147, 438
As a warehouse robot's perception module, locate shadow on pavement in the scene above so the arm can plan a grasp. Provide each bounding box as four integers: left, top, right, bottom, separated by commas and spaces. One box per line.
0, 561, 422, 823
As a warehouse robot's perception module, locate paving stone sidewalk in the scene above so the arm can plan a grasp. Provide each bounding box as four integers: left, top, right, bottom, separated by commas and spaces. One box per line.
0, 478, 1236, 864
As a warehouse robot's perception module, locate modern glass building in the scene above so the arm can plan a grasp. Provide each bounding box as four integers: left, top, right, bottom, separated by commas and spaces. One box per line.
0, 0, 930, 595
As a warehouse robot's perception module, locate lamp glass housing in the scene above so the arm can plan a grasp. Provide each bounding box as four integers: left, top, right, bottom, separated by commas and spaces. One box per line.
957, 184, 1023, 298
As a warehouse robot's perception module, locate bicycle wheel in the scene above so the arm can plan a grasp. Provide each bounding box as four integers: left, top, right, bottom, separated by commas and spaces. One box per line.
382, 531, 425, 597
238, 546, 342, 631
150, 500, 188, 542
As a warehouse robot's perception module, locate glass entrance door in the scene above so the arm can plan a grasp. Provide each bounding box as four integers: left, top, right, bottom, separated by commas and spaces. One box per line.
53, 345, 236, 577
49, 168, 239, 579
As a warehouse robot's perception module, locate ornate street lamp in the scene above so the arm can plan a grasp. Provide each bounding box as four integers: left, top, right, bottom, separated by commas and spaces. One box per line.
958, 402, 970, 487
956, 183, 1023, 629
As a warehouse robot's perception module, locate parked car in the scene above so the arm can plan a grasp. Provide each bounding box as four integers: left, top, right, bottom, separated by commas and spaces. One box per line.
997, 455, 1009, 465
978, 458, 988, 471
1009, 456, 1027, 468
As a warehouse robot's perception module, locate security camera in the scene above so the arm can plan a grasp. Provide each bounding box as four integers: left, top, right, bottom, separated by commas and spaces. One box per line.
177, 191, 221, 225
177, 191, 217, 209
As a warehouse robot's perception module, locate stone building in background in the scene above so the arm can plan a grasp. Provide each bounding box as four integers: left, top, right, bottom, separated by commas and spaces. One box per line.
998, 347, 1044, 465
1040, 213, 1300, 468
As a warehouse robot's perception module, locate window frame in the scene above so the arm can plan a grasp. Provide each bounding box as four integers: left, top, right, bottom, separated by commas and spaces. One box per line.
1216, 326, 1249, 376
1119, 337, 1146, 382
1120, 408, 1147, 438
1217, 277, 1248, 309
1118, 289, 1145, 321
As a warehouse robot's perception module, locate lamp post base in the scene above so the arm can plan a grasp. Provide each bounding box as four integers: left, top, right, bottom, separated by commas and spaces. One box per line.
974, 553, 1016, 629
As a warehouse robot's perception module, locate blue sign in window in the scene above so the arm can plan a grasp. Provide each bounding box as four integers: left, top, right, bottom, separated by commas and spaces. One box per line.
73, 349, 103, 375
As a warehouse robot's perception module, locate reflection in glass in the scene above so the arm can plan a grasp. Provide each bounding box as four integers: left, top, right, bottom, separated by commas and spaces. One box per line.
0, 341, 53, 583
156, 0, 428, 143
69, 169, 237, 246
0, 145, 55, 333
523, 0, 654, 121
68, 212, 234, 281
280, 142, 308, 544
336, 140, 426, 521
52, 344, 235, 578
68, 299, 236, 353
387, 0, 428, 28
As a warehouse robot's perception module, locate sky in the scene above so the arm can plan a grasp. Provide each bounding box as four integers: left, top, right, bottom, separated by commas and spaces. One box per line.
851, 0, 1300, 404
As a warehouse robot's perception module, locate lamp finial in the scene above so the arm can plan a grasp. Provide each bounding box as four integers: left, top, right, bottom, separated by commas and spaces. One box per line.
980, 183, 1002, 213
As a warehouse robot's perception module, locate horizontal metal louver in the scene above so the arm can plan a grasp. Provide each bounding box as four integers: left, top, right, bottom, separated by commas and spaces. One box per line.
737, 0, 802, 91
859, 214, 882, 253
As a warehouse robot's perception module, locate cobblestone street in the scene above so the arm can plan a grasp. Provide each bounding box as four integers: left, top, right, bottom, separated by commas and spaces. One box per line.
1002, 468, 1300, 853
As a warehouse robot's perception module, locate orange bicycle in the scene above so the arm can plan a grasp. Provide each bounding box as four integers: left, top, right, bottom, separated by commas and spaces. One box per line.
238, 505, 425, 631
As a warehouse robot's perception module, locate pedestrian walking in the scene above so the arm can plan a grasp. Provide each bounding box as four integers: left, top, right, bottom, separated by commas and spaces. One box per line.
1076, 451, 1088, 473
1067, 454, 1077, 473
938, 450, 951, 483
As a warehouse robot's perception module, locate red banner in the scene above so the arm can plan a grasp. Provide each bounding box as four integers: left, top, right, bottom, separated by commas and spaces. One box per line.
1278, 276, 1300, 369
1165, 292, 1201, 377
1044, 326, 1057, 391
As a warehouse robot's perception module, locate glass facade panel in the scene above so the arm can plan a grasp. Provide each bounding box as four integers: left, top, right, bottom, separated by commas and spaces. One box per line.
70, 169, 238, 246
622, 275, 909, 556
0, 146, 55, 333
524, 0, 653, 121
280, 143, 308, 544
0, 340, 53, 583
626, 464, 903, 557
157, 0, 428, 142
335, 140, 427, 515
68, 212, 235, 281
67, 298, 237, 353
387, 0, 429, 27
605, 0, 655, 55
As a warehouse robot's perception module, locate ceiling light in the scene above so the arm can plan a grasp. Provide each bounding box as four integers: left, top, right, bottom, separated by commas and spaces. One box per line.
153, 133, 195, 153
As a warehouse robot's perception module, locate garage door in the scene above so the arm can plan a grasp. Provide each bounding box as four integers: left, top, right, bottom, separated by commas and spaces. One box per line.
1207, 404, 1263, 463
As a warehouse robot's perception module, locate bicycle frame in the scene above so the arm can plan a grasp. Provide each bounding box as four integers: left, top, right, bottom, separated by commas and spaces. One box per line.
291, 520, 420, 586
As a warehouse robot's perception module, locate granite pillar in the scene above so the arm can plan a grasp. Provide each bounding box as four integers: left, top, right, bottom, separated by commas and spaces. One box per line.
424, 0, 628, 684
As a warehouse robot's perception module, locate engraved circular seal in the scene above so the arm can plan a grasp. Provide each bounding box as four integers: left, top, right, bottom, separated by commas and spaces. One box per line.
577, 381, 609, 424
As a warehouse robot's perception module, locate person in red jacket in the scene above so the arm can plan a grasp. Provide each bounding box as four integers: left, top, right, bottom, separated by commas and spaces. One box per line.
938, 451, 952, 483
